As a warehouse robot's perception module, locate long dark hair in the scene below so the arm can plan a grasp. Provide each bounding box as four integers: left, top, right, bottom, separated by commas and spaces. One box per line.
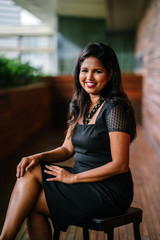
68, 43, 136, 141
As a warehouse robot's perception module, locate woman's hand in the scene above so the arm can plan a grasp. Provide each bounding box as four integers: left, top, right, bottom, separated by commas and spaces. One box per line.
16, 154, 41, 178
44, 165, 77, 184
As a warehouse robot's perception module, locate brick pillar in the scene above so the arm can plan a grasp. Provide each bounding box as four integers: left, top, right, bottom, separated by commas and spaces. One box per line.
135, 0, 160, 151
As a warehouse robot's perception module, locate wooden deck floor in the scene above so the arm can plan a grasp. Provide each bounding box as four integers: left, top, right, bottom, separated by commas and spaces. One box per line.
0, 125, 160, 240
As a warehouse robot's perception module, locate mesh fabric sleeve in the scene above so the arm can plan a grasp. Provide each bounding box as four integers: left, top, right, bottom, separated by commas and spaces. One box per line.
106, 104, 131, 134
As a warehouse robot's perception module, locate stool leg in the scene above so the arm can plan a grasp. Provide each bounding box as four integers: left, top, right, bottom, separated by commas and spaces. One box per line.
53, 229, 60, 240
83, 227, 89, 240
106, 229, 114, 240
133, 221, 141, 240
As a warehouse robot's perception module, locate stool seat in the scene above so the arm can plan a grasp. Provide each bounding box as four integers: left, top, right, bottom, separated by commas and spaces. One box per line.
53, 206, 143, 240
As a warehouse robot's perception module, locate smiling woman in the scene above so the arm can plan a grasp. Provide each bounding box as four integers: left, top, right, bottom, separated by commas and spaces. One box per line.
0, 43, 136, 240
79, 57, 108, 97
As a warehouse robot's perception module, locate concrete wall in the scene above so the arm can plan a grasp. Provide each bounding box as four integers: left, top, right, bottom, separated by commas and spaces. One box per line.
135, 0, 160, 150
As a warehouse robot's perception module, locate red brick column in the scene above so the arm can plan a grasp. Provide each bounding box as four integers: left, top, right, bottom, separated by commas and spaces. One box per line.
135, 0, 160, 149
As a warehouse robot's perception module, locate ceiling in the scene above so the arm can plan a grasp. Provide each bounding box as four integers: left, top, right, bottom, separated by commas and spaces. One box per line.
14, 0, 148, 31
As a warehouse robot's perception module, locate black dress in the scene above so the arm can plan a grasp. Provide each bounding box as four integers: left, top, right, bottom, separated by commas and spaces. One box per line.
40, 101, 134, 231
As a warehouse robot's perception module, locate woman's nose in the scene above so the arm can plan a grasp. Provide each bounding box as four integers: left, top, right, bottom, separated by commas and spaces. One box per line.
86, 71, 94, 80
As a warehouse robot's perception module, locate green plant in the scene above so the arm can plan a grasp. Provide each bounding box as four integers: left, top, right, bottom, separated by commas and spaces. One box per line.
0, 56, 43, 89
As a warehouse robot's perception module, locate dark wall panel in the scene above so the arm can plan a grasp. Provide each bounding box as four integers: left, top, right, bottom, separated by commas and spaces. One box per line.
106, 31, 135, 73
58, 16, 106, 73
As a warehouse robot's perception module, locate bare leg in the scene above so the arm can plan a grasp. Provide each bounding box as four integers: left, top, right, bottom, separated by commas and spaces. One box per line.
27, 189, 52, 240
0, 164, 51, 240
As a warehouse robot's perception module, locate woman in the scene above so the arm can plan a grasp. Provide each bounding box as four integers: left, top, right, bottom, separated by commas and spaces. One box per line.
0, 43, 136, 240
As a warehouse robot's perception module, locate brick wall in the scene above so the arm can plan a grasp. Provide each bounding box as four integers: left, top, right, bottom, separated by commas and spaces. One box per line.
46, 74, 142, 102
135, 0, 160, 149
0, 74, 142, 162
48, 74, 142, 124
0, 83, 53, 162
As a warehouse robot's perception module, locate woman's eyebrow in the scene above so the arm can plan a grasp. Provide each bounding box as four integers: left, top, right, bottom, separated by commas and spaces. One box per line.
80, 66, 88, 69
93, 67, 104, 71
81, 66, 103, 69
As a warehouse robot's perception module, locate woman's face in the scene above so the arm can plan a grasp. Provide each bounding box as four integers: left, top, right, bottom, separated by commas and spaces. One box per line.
79, 57, 109, 97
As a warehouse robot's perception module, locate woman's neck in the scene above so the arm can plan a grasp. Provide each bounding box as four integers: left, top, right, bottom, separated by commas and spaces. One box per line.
89, 95, 101, 106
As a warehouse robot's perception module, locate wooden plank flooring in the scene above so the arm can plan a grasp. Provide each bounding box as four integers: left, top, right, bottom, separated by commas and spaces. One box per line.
0, 125, 160, 240
130, 126, 160, 240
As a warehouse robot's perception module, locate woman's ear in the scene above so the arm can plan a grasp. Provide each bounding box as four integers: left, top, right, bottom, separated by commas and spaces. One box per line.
108, 69, 113, 81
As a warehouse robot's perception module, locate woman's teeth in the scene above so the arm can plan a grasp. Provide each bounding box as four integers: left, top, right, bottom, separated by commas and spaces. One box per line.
86, 82, 96, 88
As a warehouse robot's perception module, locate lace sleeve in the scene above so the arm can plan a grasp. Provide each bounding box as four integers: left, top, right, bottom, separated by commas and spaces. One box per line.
106, 104, 131, 134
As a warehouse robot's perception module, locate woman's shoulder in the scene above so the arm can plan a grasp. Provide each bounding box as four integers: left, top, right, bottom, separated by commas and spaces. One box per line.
101, 98, 133, 127
102, 99, 127, 115
100, 96, 136, 142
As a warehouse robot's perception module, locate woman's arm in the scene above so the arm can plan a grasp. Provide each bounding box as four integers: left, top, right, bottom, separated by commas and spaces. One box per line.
16, 129, 75, 177
45, 131, 130, 184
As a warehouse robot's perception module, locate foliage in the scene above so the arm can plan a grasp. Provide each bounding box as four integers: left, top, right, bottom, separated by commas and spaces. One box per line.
0, 56, 43, 89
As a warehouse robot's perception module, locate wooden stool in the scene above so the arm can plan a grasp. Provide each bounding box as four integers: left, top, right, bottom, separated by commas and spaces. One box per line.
53, 206, 143, 240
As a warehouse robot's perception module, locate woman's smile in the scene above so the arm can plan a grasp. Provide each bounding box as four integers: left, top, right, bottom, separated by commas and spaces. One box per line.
85, 81, 97, 88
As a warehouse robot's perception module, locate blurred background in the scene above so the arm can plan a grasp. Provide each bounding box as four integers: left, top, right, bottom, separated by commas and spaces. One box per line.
0, 0, 144, 75
0, 0, 160, 239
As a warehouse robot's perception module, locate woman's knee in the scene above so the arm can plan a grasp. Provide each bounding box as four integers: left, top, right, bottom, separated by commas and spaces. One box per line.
15, 164, 42, 190
27, 164, 42, 184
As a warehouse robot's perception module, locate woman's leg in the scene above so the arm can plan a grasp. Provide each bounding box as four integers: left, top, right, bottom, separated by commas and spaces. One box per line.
27, 189, 52, 240
0, 164, 51, 240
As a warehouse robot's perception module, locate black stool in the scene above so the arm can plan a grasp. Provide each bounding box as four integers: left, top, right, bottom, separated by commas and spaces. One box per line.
53, 206, 143, 240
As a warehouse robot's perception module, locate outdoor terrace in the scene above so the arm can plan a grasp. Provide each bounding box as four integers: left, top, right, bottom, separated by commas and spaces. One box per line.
1, 74, 159, 239
0, 125, 160, 240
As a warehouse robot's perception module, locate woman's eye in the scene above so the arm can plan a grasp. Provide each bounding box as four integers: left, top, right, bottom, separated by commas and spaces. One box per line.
95, 70, 102, 74
81, 69, 87, 73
